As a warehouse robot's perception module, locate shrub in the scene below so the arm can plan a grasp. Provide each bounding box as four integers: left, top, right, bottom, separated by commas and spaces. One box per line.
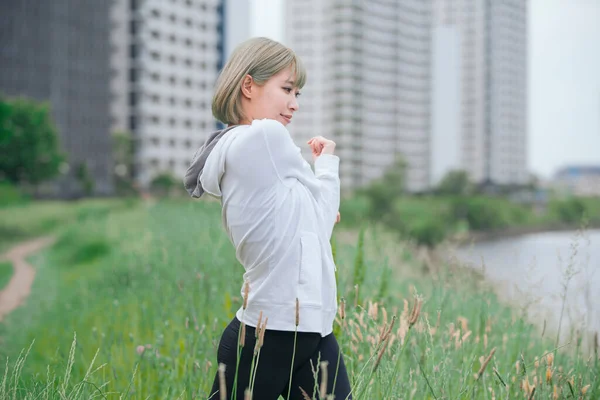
549, 197, 587, 224
450, 197, 510, 231
0, 180, 26, 207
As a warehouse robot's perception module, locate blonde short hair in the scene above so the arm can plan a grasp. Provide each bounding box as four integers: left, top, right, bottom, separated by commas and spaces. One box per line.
212, 37, 307, 125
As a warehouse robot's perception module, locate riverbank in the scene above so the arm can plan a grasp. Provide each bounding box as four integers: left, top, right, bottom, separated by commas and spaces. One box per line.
453, 220, 600, 245
449, 228, 600, 353
339, 194, 600, 248
0, 199, 598, 398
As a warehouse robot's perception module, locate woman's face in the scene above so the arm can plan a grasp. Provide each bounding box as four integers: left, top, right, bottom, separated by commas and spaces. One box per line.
240, 66, 301, 126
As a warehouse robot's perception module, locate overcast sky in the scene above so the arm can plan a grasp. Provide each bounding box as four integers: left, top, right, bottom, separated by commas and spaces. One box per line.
250, 0, 600, 178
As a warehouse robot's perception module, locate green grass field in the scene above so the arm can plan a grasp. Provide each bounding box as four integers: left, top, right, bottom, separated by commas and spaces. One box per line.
0, 199, 597, 399
0, 261, 12, 290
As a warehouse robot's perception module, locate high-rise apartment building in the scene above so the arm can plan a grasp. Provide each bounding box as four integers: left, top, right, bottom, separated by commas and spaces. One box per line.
285, 0, 433, 193
0, 1, 113, 197
223, 0, 251, 59
110, 0, 224, 186
431, 0, 528, 186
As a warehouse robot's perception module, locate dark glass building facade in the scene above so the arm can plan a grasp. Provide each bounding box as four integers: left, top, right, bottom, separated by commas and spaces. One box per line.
0, 1, 113, 196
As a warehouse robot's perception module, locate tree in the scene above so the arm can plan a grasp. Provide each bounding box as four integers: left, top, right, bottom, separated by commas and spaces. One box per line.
361, 157, 407, 219
74, 161, 95, 196
436, 170, 472, 196
150, 172, 179, 197
0, 97, 64, 185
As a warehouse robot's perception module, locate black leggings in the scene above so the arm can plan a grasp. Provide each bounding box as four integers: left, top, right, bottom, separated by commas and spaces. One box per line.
209, 317, 352, 400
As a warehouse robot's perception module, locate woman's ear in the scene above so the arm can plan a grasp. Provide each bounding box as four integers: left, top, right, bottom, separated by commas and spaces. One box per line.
241, 74, 253, 99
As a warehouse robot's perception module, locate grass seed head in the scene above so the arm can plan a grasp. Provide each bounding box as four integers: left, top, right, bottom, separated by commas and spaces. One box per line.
476, 347, 496, 380
243, 280, 250, 310
218, 363, 227, 400
319, 361, 329, 398
240, 322, 246, 347
408, 297, 423, 327
581, 384, 590, 395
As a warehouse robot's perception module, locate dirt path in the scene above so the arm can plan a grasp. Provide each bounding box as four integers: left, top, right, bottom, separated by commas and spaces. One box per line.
0, 237, 55, 322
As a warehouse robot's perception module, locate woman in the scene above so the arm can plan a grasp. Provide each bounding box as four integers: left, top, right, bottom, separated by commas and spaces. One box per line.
184, 37, 351, 400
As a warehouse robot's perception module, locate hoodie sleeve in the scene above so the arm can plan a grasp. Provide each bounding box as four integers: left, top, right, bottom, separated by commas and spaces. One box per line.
258, 119, 340, 237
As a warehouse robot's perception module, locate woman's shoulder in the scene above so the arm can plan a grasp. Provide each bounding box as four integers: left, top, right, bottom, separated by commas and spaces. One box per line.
232, 119, 291, 147
249, 118, 287, 137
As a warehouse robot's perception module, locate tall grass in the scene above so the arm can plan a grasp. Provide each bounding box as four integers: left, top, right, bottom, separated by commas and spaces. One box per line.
0, 199, 598, 399
0, 261, 13, 290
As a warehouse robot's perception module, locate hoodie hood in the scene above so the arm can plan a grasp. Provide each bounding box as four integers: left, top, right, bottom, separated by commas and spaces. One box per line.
183, 125, 238, 198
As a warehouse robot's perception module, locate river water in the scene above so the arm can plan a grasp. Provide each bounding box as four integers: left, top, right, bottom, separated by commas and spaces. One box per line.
451, 229, 600, 343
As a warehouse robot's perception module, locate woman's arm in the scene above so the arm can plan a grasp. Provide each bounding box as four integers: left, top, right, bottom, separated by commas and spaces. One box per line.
258, 119, 340, 235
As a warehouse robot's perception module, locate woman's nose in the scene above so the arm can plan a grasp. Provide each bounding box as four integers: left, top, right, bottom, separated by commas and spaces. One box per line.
289, 96, 299, 112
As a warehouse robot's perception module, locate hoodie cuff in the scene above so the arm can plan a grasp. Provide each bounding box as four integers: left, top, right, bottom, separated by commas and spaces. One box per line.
314, 154, 340, 177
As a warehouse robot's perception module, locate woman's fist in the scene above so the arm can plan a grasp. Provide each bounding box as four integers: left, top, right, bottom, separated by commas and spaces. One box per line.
307, 136, 336, 160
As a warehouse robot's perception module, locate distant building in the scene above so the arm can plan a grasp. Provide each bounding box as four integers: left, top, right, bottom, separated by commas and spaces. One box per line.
110, 0, 224, 187
285, 0, 433, 193
554, 166, 600, 197
0, 1, 113, 197
223, 0, 251, 60
431, 0, 529, 186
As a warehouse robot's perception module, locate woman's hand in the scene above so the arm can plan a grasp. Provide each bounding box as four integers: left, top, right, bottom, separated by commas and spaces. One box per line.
335, 212, 341, 224
307, 136, 336, 161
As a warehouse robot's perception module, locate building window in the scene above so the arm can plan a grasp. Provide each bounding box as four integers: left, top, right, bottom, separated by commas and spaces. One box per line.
169, 138, 176, 147
129, 68, 137, 82
129, 116, 137, 131
169, 118, 176, 127
129, 44, 138, 58
129, 20, 138, 35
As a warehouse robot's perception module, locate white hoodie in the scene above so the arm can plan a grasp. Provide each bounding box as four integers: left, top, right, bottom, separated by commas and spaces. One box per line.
199, 119, 340, 336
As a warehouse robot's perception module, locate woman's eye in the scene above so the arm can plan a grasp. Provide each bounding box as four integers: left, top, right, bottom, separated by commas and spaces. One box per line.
295, 92, 301, 98
283, 87, 293, 93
